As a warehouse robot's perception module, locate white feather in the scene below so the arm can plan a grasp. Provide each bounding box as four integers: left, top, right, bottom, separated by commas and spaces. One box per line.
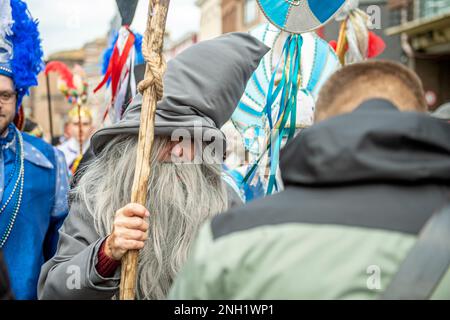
335, 0, 359, 21
345, 10, 369, 64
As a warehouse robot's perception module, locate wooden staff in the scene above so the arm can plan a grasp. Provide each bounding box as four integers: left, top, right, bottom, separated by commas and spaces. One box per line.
336, 20, 348, 65
77, 103, 83, 155
119, 0, 170, 300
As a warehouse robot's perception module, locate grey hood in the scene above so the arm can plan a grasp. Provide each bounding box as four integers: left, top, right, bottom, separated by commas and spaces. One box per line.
91, 32, 269, 155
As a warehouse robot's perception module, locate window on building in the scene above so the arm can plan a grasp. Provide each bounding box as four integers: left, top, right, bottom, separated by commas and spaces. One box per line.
420, 0, 450, 18
244, 0, 257, 25
223, 7, 238, 33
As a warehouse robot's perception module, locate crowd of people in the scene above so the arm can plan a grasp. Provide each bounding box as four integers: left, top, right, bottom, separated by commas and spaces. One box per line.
0, 0, 449, 301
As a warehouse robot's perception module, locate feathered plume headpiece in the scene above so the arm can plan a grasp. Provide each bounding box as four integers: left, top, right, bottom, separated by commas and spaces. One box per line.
329, 0, 386, 64
45, 61, 89, 106
94, 26, 144, 123
0, 0, 44, 109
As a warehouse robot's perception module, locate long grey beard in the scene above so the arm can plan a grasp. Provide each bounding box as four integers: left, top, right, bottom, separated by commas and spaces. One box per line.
73, 135, 228, 299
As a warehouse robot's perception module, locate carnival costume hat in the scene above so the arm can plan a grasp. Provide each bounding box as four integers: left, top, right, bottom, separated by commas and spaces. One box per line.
230, 2, 346, 196
329, 0, 386, 65
91, 32, 270, 155
233, 23, 340, 140
68, 105, 93, 123
0, 0, 44, 109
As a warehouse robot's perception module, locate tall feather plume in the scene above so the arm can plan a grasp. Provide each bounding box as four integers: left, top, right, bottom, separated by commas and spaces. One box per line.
101, 30, 143, 76
134, 32, 144, 65
102, 32, 118, 76
7, 0, 44, 107
0, 0, 14, 63
45, 61, 76, 89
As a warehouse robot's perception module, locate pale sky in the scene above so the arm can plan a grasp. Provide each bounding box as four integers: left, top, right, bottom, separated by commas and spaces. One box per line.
27, 0, 200, 57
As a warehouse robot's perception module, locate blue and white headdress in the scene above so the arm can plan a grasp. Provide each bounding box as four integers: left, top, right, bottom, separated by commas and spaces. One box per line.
0, 0, 44, 109
257, 0, 347, 34
232, 2, 345, 197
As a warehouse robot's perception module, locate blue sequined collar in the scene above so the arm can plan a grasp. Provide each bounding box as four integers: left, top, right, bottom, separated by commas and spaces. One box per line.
1, 125, 53, 169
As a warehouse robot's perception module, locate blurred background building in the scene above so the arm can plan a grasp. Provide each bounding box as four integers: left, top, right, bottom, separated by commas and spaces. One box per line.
165, 32, 199, 60
22, 0, 450, 142
221, 0, 265, 33
196, 0, 222, 41
386, 0, 450, 109
24, 0, 201, 144
197, 0, 450, 110
24, 38, 107, 141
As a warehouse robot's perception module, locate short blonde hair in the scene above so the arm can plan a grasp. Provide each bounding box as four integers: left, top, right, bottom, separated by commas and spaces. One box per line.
315, 60, 426, 122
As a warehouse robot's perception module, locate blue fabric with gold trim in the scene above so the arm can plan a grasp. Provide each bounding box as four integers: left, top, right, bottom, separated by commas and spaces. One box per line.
0, 131, 69, 299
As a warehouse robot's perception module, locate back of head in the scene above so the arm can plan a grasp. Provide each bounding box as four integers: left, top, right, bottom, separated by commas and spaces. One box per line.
315, 60, 427, 122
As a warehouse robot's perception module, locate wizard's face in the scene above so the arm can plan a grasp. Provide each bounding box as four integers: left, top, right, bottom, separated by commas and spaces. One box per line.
0, 75, 16, 135
157, 138, 197, 163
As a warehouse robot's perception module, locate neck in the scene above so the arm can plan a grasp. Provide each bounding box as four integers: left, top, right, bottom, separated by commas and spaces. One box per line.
1, 125, 10, 138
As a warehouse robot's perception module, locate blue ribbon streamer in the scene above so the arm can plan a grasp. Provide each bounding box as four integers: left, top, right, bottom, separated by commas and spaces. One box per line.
243, 34, 304, 195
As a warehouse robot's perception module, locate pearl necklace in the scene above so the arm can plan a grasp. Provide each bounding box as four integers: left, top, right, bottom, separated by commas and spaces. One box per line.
0, 127, 25, 248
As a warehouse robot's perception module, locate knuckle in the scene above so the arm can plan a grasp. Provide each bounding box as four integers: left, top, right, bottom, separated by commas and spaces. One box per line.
113, 238, 122, 248
114, 218, 122, 227
136, 231, 145, 240
128, 203, 139, 211
136, 241, 145, 249
134, 231, 144, 240
115, 208, 123, 217
128, 240, 139, 249
130, 217, 138, 226
114, 227, 123, 236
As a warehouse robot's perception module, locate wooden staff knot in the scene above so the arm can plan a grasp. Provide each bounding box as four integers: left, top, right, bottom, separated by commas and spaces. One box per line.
137, 50, 166, 100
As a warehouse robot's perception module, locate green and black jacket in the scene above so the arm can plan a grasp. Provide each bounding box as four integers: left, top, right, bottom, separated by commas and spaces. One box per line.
170, 99, 450, 299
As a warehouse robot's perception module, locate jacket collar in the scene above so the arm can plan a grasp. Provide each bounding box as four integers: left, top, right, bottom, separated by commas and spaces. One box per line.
4, 134, 54, 169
